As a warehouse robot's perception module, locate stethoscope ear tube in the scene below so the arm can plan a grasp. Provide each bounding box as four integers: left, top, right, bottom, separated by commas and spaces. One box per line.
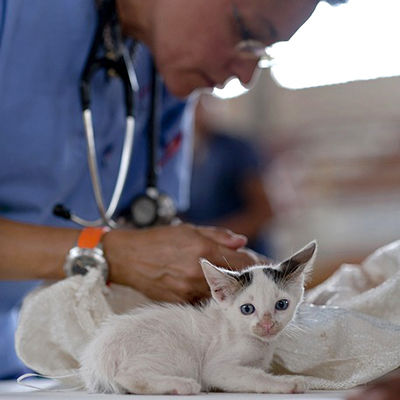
106, 115, 135, 221
82, 109, 136, 228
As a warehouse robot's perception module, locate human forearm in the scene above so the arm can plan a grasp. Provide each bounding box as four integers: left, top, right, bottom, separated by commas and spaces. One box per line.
0, 217, 260, 303
0, 217, 79, 280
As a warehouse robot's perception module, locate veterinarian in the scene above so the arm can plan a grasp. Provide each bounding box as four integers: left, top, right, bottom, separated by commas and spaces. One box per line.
0, 0, 345, 379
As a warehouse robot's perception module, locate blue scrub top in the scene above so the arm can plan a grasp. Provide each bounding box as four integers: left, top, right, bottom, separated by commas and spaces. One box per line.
0, 0, 191, 378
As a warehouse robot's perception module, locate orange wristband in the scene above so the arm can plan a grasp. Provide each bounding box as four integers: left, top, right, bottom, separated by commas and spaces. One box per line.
77, 227, 110, 249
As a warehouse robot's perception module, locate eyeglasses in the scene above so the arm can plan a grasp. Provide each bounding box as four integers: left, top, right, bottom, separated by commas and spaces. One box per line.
232, 3, 274, 68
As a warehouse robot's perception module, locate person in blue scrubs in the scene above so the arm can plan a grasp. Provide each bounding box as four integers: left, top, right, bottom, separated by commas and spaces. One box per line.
0, 0, 344, 379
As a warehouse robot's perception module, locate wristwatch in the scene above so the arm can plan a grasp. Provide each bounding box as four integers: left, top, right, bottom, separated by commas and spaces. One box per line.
63, 227, 110, 282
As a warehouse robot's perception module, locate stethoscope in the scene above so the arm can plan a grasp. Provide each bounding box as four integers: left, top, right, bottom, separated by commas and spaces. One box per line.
53, 0, 176, 229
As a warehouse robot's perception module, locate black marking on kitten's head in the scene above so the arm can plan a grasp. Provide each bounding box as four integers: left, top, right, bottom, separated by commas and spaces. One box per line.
263, 268, 285, 285
238, 270, 254, 287
263, 266, 303, 287
229, 270, 253, 288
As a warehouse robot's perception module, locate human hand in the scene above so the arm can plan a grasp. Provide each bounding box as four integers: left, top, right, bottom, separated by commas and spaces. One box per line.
347, 371, 400, 400
237, 247, 273, 264
103, 223, 257, 303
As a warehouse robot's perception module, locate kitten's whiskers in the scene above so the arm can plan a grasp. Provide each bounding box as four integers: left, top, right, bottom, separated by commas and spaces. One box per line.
222, 256, 234, 272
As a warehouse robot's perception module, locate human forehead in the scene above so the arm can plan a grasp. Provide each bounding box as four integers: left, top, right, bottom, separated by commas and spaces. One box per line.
233, 0, 319, 43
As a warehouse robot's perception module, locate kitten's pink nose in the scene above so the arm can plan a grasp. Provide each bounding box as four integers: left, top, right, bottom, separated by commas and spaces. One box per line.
260, 320, 274, 332
260, 313, 275, 332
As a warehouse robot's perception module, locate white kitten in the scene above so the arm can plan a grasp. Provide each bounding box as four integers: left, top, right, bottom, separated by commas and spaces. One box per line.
80, 241, 317, 394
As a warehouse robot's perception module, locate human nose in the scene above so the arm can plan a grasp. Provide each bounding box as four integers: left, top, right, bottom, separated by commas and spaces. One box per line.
230, 58, 259, 86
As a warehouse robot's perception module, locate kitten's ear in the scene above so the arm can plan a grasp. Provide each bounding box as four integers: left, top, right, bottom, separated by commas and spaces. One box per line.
200, 259, 241, 303
279, 241, 317, 282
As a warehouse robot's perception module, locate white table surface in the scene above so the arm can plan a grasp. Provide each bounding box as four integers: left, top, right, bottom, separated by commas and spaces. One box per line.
0, 379, 356, 400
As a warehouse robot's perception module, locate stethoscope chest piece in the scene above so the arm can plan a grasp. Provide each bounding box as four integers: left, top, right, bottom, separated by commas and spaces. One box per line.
130, 187, 176, 228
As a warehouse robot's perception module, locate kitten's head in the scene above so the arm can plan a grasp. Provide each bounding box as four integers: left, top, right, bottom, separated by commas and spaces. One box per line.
200, 241, 317, 341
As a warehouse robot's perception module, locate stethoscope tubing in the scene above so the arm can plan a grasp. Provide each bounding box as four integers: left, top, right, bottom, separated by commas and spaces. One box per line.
72, 110, 135, 228
54, 1, 173, 229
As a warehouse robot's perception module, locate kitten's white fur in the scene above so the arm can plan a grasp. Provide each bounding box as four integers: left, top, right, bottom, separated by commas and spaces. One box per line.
80, 241, 316, 394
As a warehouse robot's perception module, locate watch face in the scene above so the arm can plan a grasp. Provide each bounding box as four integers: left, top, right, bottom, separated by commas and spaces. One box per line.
71, 255, 99, 276
64, 247, 109, 282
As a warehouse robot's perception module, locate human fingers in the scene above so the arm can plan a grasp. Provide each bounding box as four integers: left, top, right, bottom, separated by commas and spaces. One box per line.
205, 246, 259, 271
197, 226, 247, 249
237, 247, 273, 264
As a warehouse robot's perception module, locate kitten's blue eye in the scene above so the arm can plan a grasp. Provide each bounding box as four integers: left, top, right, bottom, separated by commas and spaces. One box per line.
275, 299, 289, 311
240, 303, 255, 315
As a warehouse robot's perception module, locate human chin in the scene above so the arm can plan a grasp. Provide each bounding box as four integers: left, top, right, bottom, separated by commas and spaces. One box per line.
163, 72, 216, 98
164, 81, 194, 98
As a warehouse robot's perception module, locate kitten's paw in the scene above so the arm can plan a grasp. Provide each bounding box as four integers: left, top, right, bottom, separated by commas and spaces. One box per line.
116, 373, 201, 395
263, 376, 307, 394
168, 378, 201, 395
287, 377, 307, 394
